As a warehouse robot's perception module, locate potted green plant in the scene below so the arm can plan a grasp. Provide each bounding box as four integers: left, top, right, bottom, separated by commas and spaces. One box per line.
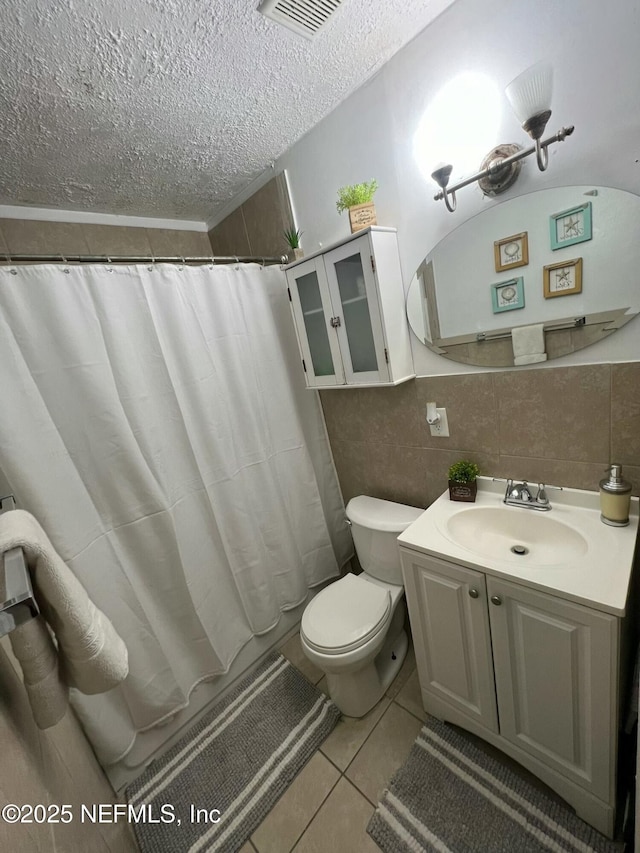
336, 180, 378, 233
447, 460, 480, 502
284, 227, 304, 261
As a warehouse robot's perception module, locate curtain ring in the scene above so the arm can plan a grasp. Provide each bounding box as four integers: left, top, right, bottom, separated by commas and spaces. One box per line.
178, 256, 185, 271
105, 255, 114, 272
209, 255, 215, 269
60, 253, 70, 274
5, 253, 17, 275
148, 254, 155, 272
234, 256, 239, 270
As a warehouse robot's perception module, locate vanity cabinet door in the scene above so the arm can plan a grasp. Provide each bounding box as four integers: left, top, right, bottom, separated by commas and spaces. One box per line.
487, 576, 617, 802
401, 550, 499, 733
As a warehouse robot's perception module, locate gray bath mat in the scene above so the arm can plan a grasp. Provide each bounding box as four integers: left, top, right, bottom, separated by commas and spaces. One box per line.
367, 716, 623, 853
127, 651, 340, 853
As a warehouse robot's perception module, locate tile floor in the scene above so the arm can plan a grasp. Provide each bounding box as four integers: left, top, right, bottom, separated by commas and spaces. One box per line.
239, 630, 426, 853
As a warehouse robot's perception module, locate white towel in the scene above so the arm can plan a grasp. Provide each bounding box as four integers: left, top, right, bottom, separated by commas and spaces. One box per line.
0, 510, 129, 728
511, 323, 547, 366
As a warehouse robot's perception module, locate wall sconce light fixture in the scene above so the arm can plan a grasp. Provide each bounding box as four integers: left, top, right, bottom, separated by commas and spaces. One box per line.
431, 63, 574, 213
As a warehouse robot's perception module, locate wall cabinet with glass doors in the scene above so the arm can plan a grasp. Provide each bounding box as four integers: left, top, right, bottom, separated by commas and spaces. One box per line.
285, 227, 414, 388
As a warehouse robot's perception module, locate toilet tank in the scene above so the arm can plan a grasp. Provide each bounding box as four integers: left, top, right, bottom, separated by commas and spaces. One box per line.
346, 496, 423, 584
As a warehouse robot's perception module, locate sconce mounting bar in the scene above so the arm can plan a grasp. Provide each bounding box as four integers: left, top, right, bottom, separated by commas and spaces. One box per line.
433, 125, 574, 206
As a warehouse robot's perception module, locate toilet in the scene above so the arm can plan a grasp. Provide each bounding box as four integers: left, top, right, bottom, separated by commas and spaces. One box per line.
300, 495, 423, 717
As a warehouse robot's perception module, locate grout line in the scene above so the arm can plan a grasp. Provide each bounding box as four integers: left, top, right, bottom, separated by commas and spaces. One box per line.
282, 770, 342, 853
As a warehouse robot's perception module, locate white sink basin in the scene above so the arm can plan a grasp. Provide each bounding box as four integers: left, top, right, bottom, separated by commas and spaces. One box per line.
444, 506, 588, 566
397, 477, 639, 615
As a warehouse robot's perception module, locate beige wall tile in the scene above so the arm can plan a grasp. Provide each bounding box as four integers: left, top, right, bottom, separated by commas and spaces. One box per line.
320, 389, 370, 445
83, 224, 152, 256
322, 363, 640, 510
495, 365, 610, 463
611, 363, 640, 468
208, 207, 251, 257
146, 228, 212, 257
292, 777, 379, 853
498, 455, 606, 494
415, 373, 499, 454
422, 448, 500, 506
0, 646, 135, 853
365, 444, 429, 508
0, 223, 9, 254
0, 219, 90, 254
241, 174, 293, 259
252, 752, 339, 853
355, 381, 424, 447
0, 648, 53, 853
328, 440, 371, 506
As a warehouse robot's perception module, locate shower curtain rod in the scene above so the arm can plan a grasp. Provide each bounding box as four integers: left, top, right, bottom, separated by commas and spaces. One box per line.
0, 253, 288, 266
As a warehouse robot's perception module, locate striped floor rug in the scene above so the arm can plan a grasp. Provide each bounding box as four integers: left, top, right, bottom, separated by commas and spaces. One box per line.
367, 716, 623, 853
126, 651, 340, 853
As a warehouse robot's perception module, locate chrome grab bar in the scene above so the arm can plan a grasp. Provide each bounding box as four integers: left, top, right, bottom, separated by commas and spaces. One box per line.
0, 494, 39, 639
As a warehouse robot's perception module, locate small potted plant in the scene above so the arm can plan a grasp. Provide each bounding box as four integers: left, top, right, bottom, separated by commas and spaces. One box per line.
448, 460, 480, 502
284, 227, 304, 262
336, 180, 378, 233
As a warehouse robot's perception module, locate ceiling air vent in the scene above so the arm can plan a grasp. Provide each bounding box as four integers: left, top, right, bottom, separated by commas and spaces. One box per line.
259, 0, 344, 39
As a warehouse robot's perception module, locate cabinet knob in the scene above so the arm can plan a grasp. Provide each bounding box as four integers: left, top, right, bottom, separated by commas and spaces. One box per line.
490, 595, 502, 606
468, 588, 479, 599
330, 316, 342, 328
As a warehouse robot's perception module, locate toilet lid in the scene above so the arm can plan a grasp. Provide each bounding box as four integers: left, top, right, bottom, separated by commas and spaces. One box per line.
301, 574, 391, 654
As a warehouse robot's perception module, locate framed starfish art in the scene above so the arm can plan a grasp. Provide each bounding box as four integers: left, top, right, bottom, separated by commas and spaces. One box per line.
543, 258, 583, 298
549, 202, 592, 250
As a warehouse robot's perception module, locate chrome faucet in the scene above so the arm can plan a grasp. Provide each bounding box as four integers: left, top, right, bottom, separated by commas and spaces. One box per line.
500, 479, 562, 511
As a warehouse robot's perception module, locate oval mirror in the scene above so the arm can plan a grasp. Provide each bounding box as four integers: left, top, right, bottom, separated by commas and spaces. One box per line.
407, 186, 639, 367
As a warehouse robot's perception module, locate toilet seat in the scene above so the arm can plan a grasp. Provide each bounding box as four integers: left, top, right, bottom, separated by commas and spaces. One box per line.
301, 574, 391, 655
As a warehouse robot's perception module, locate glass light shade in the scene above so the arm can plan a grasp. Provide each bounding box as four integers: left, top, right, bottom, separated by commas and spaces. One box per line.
505, 62, 553, 124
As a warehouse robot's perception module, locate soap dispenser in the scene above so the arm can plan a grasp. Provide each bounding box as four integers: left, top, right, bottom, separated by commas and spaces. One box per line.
599, 464, 632, 527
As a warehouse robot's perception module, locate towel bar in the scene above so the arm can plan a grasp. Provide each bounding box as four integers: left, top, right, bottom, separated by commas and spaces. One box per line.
0, 494, 39, 639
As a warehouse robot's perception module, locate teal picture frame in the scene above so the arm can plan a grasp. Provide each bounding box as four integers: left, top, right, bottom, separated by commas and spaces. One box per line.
491, 277, 525, 313
550, 202, 592, 250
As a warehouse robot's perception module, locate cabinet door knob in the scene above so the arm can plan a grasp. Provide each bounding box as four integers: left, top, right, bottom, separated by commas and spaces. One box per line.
490, 595, 502, 606
468, 588, 479, 599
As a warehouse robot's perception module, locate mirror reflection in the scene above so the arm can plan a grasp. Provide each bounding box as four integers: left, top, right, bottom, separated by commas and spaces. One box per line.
407, 186, 639, 366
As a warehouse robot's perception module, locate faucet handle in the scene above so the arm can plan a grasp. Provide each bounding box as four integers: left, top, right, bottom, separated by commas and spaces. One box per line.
535, 484, 549, 505
535, 483, 563, 504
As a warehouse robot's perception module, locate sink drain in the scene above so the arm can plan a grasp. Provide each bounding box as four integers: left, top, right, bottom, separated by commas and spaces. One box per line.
511, 544, 529, 556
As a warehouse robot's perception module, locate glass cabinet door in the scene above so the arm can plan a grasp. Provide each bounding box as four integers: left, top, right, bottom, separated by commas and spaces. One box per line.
288, 259, 344, 386
324, 235, 389, 384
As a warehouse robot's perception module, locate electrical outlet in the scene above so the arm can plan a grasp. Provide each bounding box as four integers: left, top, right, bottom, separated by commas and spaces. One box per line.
428, 407, 449, 437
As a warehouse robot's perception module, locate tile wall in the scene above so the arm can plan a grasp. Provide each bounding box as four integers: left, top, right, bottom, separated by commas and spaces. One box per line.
320, 362, 640, 509
0, 219, 211, 257
0, 642, 137, 852
208, 173, 294, 261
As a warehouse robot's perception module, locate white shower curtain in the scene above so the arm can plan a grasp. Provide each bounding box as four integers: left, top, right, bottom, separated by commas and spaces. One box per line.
0, 261, 350, 765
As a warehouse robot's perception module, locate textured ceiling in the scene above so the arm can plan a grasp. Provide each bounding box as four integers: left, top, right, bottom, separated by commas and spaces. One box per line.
0, 0, 455, 223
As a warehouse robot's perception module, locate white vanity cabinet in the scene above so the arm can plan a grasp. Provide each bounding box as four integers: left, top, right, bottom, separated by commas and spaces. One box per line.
285, 227, 414, 388
401, 548, 621, 837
